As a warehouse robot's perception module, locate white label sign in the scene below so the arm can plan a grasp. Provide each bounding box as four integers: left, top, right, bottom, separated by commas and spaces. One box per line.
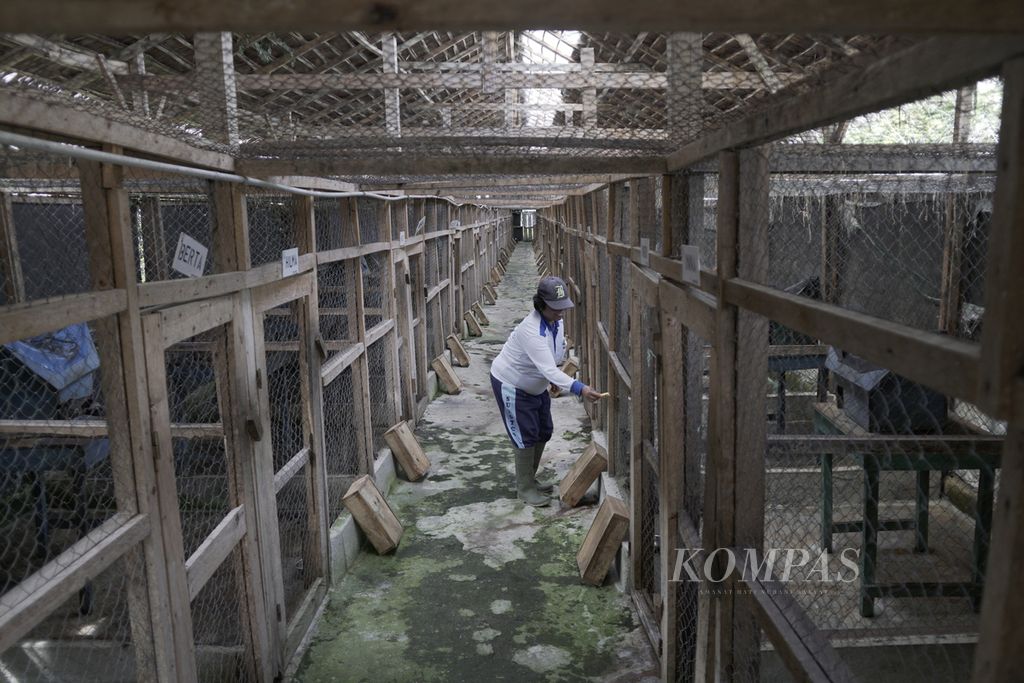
171, 232, 208, 278
639, 238, 650, 267
681, 245, 701, 285
399, 231, 406, 246
282, 247, 299, 277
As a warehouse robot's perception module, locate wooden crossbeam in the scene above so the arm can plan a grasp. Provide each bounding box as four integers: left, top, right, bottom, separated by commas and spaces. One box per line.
120, 70, 800, 91
3, 2, 1022, 34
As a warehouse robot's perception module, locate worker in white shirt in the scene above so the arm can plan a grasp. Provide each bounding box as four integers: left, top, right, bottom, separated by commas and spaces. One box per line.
490, 276, 603, 506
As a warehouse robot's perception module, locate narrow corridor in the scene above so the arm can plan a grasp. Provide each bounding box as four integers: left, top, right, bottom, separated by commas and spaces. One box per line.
294, 244, 657, 682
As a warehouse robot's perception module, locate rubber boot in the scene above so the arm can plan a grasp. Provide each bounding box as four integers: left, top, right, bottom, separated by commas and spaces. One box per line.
533, 442, 554, 494
515, 448, 550, 507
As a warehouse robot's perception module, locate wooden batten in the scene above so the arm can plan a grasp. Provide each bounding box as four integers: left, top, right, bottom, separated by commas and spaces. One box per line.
482, 285, 496, 305
561, 358, 579, 378
446, 333, 471, 367
464, 310, 483, 337
342, 475, 403, 554
559, 441, 608, 507
577, 495, 629, 586
431, 354, 464, 394
383, 420, 432, 481
471, 302, 490, 325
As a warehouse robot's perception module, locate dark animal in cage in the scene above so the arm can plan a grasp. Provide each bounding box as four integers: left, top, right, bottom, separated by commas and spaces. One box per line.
825, 347, 948, 433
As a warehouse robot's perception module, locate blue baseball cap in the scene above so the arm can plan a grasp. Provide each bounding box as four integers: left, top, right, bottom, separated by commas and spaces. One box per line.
538, 276, 574, 310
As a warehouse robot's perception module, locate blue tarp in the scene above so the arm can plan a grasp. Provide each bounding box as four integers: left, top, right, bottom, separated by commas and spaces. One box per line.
3, 323, 100, 402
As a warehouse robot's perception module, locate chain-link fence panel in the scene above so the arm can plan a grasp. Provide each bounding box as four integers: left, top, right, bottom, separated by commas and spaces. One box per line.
247, 192, 297, 268
322, 365, 365, 522
1, 550, 145, 681
0, 152, 91, 303
362, 250, 389, 330
190, 544, 253, 682
317, 259, 358, 358
366, 334, 398, 454
123, 169, 216, 283
0, 316, 142, 680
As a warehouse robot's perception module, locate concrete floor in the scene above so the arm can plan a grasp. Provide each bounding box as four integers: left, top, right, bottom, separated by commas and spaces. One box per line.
293, 243, 658, 682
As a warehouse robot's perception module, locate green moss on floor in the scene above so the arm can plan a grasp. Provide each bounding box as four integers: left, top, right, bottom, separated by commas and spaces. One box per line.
294, 246, 656, 682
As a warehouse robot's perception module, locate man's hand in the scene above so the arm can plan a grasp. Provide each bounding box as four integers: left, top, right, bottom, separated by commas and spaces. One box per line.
581, 386, 604, 402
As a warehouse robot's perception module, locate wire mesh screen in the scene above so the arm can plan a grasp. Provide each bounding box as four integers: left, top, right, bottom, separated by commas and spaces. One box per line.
0, 153, 90, 303
246, 192, 296, 268
190, 544, 252, 682
317, 260, 357, 357
264, 305, 304, 470
367, 335, 397, 454
323, 365, 364, 522
164, 332, 229, 558
0, 315, 141, 680
275, 470, 315, 623
123, 169, 215, 283
362, 251, 388, 330
613, 256, 632, 370
1, 550, 144, 681
314, 197, 344, 252
261, 302, 319, 628
357, 198, 381, 244
425, 298, 439, 363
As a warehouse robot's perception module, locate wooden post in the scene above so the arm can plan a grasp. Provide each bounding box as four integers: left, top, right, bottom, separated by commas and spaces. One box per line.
209, 179, 280, 679
395, 253, 418, 420
382, 33, 401, 138
973, 58, 1024, 683
706, 148, 769, 680
0, 191, 25, 303
628, 278, 646, 595
382, 203, 403, 422
606, 184, 621, 477
78, 159, 174, 681
194, 32, 239, 149
246, 295, 289, 666
346, 198, 375, 473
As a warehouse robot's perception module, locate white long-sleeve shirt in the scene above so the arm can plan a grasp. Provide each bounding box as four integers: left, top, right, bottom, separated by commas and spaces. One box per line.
490, 309, 583, 396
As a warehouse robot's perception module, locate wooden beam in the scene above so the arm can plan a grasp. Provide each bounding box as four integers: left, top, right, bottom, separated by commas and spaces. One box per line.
0, 289, 127, 344
0, 513, 149, 655
4, 2, 1024, 34
126, 70, 802, 91
5, 34, 129, 74
238, 155, 667, 177
383, 32, 401, 137
740, 574, 856, 682
666, 33, 703, 140
667, 37, 1024, 170
0, 90, 235, 171
184, 505, 246, 601
734, 35, 784, 93
723, 278, 981, 404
